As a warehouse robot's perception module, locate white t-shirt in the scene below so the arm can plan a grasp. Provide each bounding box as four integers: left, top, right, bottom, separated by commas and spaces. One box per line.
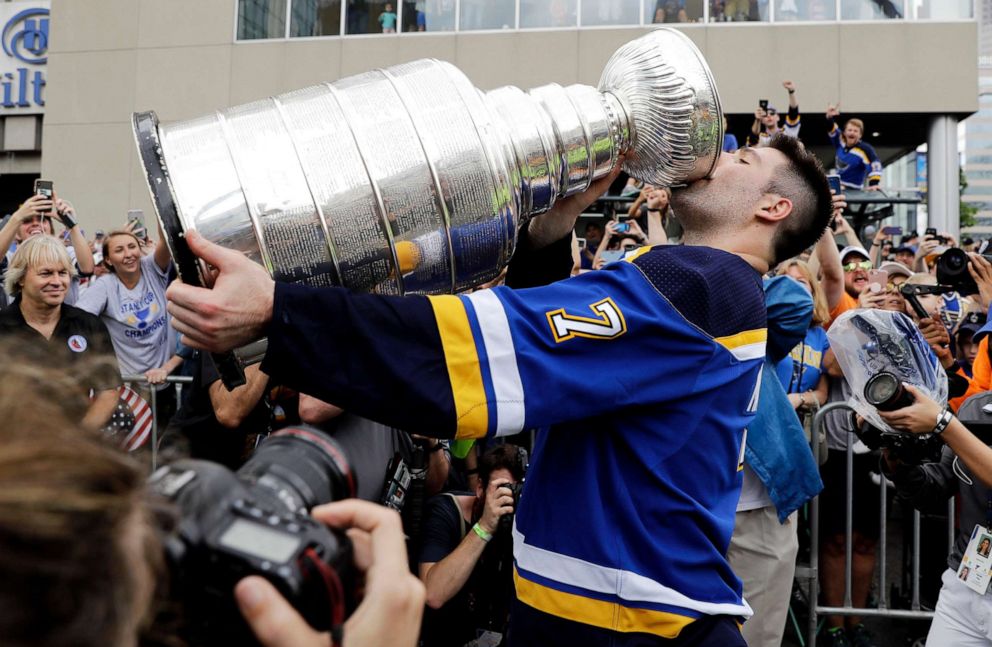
737, 463, 774, 512
76, 254, 172, 379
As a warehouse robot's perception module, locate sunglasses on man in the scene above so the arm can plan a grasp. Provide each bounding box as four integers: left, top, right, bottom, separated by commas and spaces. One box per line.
843, 261, 872, 272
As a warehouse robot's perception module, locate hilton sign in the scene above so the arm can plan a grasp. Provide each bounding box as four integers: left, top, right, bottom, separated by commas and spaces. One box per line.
0, 3, 48, 112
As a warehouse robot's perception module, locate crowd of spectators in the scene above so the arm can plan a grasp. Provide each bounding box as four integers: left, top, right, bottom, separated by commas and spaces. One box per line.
5, 79, 992, 647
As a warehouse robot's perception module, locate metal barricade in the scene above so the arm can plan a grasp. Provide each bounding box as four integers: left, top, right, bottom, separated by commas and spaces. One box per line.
121, 374, 193, 470
804, 401, 954, 645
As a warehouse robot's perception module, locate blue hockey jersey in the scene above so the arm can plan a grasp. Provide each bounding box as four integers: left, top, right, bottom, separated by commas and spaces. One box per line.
261, 244, 767, 638
829, 123, 882, 189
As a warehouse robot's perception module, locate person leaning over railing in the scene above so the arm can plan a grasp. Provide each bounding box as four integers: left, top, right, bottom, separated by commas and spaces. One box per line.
76, 225, 182, 426
825, 104, 882, 191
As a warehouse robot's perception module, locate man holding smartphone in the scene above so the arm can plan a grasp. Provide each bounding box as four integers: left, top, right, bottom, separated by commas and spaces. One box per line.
750, 80, 802, 147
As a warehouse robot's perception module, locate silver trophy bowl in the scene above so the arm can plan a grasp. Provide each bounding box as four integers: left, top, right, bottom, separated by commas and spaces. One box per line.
133, 28, 721, 382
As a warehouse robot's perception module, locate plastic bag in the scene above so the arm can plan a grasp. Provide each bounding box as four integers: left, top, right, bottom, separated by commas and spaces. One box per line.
826, 309, 947, 434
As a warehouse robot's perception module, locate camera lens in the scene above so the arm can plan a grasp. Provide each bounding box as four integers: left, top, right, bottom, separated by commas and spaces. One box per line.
237, 427, 356, 516
864, 372, 913, 412
865, 373, 898, 405
937, 247, 967, 281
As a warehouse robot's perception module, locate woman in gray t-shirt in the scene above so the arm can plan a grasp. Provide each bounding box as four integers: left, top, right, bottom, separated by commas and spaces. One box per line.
77, 229, 182, 392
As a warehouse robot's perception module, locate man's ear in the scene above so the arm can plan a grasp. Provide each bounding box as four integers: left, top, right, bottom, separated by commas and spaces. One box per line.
756, 194, 793, 225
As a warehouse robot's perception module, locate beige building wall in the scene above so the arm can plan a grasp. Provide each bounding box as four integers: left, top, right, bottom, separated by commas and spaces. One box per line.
42, 0, 978, 234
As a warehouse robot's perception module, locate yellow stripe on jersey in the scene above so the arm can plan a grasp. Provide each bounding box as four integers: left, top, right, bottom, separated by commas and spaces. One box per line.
623, 245, 654, 263
714, 328, 767, 362
428, 295, 490, 439
850, 148, 871, 166
514, 569, 697, 639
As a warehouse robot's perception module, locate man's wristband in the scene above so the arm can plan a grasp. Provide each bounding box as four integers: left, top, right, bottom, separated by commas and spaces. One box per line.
933, 408, 953, 436
472, 522, 492, 543
647, 209, 662, 214
788, 89, 795, 94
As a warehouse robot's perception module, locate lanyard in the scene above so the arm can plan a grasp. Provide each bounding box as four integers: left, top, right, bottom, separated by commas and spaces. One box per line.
789, 340, 807, 394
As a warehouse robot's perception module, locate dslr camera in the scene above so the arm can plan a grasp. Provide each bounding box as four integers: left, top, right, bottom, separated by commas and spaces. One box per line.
935, 246, 992, 295
149, 427, 357, 645
859, 373, 943, 463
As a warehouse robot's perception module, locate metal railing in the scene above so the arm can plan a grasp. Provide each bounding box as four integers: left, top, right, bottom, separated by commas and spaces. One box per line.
803, 402, 953, 644
121, 374, 193, 470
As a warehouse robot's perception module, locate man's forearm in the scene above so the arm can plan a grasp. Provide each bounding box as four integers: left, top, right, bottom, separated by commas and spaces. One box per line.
420, 530, 489, 609
209, 364, 269, 429
814, 233, 844, 310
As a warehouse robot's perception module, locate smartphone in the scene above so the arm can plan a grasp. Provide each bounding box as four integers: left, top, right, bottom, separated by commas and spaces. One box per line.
925, 227, 938, 237
758, 99, 769, 110
615, 222, 631, 234
34, 179, 53, 212
127, 208, 147, 238
867, 269, 888, 294
600, 250, 624, 264
827, 174, 841, 194
882, 226, 902, 236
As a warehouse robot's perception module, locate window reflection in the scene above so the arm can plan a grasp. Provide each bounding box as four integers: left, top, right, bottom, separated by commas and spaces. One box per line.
841, 0, 904, 20
452, 0, 515, 30
292, 0, 342, 36
521, 0, 578, 28
709, 0, 769, 22
651, 0, 704, 22
581, 0, 640, 25
911, 0, 972, 19
239, 0, 288, 39
775, 0, 837, 20
405, 0, 456, 32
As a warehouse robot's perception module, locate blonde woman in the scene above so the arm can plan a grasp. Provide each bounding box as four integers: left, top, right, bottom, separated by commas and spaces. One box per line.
776, 259, 831, 410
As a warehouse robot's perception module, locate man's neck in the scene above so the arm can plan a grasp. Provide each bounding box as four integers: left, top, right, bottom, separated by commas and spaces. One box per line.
681, 230, 770, 275
19, 298, 61, 337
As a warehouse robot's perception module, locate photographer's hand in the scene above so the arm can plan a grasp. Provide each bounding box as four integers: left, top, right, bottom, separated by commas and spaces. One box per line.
968, 252, 992, 310
876, 383, 942, 435
918, 317, 956, 370
236, 500, 424, 647
480, 478, 514, 534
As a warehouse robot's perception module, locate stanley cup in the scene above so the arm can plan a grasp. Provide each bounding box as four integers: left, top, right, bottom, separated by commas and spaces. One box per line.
133, 27, 721, 372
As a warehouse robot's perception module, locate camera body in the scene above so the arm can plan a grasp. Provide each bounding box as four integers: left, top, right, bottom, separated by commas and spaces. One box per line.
936, 248, 992, 295
860, 371, 943, 464
149, 427, 356, 644
497, 481, 523, 535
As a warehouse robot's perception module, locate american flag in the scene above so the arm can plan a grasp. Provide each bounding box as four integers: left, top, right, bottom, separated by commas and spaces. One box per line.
101, 385, 154, 451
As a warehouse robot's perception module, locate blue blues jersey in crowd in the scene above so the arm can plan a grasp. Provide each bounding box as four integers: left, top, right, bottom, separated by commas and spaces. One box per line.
775, 326, 830, 394
828, 121, 882, 189
261, 245, 767, 638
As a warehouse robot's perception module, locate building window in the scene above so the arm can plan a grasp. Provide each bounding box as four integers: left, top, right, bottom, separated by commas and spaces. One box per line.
774, 0, 837, 20
520, 0, 577, 28
580, 0, 641, 25
402, 0, 456, 32
292, 0, 343, 36
458, 0, 515, 30
841, 0, 905, 20
238, 0, 287, 39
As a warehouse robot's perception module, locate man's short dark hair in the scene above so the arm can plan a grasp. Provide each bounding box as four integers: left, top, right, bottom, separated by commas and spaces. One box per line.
479, 444, 527, 488
765, 135, 834, 265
